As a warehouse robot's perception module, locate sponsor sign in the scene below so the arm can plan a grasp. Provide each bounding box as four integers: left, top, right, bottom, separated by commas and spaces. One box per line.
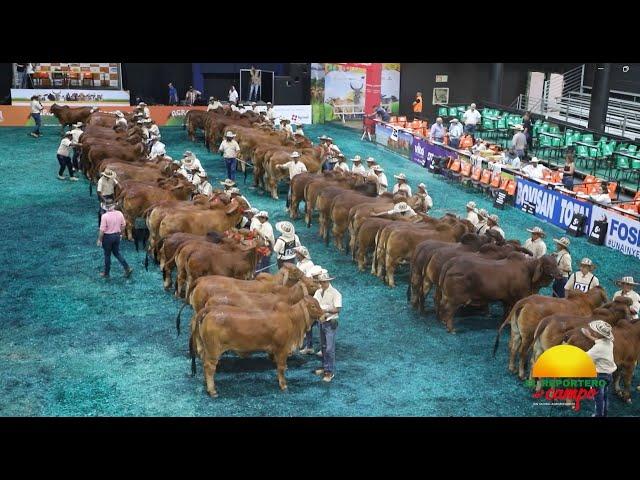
375, 122, 393, 147
515, 178, 593, 233
410, 136, 458, 168
11, 88, 130, 106
590, 205, 640, 258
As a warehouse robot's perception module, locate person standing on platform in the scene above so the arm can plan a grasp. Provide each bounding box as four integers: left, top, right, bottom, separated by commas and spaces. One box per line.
430, 117, 446, 143
524, 227, 547, 259
412, 92, 423, 121
248, 66, 261, 102
462, 103, 482, 136
312, 272, 342, 383
448, 118, 463, 149
512, 125, 527, 159
228, 85, 239, 105
613, 276, 640, 321
97, 199, 133, 279
218, 131, 240, 181
30, 95, 44, 138
522, 111, 534, 153
565, 258, 599, 293
168, 83, 178, 105
552, 236, 572, 298
185, 86, 201, 106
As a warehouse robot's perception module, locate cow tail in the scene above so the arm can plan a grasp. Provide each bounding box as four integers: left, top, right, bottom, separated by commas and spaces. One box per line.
89, 180, 92, 197
189, 333, 196, 377
176, 303, 188, 336
407, 263, 412, 302
493, 303, 520, 357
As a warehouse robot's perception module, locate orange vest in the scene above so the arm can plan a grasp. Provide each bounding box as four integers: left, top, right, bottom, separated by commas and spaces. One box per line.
413, 97, 423, 113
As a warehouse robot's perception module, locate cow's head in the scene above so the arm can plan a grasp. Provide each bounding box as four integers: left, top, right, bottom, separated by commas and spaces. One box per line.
303, 296, 324, 321
532, 255, 562, 285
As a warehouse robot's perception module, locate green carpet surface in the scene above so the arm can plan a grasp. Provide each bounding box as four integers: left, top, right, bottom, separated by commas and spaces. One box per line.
1, 124, 639, 417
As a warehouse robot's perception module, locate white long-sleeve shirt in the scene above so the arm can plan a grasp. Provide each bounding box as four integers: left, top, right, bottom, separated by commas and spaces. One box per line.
229, 89, 239, 103
376, 173, 388, 195
392, 183, 412, 196
149, 141, 166, 159
253, 221, 275, 248
523, 238, 547, 259
613, 289, 640, 319
586, 339, 617, 374
352, 164, 366, 176
466, 210, 480, 227
280, 160, 307, 180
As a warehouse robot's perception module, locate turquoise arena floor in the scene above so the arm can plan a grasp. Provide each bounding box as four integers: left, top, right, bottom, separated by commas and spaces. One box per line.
1, 123, 639, 417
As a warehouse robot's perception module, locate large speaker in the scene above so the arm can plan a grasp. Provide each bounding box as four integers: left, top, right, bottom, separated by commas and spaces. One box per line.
275, 75, 306, 105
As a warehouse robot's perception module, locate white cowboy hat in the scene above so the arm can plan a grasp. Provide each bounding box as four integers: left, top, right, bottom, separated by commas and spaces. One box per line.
294, 131, 304, 136
183, 150, 193, 157
102, 169, 117, 179
530, 157, 540, 163
615, 276, 639, 286
394, 173, 407, 181
136, 120, 144, 124
317, 272, 335, 282
365, 157, 376, 163
488, 214, 499, 224
225, 131, 236, 137
450, 118, 459, 123
267, 102, 272, 105
470, 103, 477, 108
138, 102, 146, 106
477, 209, 488, 219
293, 246, 311, 259
329, 157, 339, 163
393, 202, 410, 213
64, 131, 73, 137
583, 320, 614, 341
351, 155, 362, 162
526, 226, 546, 236
251, 102, 257, 106
290, 151, 300, 158
73, 122, 84, 128
553, 237, 571, 248
373, 165, 384, 172
417, 182, 427, 191
256, 210, 269, 219
318, 135, 329, 140
307, 265, 324, 277
209, 97, 214, 101
275, 221, 295, 239
295, 121, 302, 126
580, 258, 594, 267
514, 124, 524, 131
220, 179, 236, 187
247, 208, 259, 215
116, 111, 124, 118
466, 201, 477, 209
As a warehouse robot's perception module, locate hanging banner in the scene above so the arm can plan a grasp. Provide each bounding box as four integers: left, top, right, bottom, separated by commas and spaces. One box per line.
515, 178, 593, 233
410, 136, 458, 168
375, 122, 393, 147
11, 88, 129, 106
590, 205, 640, 258
363, 63, 382, 118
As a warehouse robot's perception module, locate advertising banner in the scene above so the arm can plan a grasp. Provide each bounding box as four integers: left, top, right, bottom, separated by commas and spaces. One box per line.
590, 205, 640, 258
375, 122, 393, 147
515, 178, 593, 233
11, 88, 130, 106
410, 136, 458, 168
387, 128, 413, 155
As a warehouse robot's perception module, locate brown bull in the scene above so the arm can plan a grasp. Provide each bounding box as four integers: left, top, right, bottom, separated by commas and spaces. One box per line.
159, 232, 224, 289
190, 295, 324, 397
86, 143, 146, 179
50, 104, 92, 133
185, 110, 209, 141
494, 286, 609, 379
438, 254, 562, 333
263, 146, 321, 200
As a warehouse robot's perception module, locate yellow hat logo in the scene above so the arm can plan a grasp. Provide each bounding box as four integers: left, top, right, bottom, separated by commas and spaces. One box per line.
532, 345, 597, 378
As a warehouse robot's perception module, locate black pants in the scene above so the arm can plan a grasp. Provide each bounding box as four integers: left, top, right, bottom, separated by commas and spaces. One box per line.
57, 154, 74, 177
102, 233, 130, 275
72, 148, 80, 171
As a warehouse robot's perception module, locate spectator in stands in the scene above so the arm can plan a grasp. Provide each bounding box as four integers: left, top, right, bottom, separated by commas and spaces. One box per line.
249, 66, 262, 102
185, 86, 201, 106
588, 183, 612, 205
560, 152, 576, 189
412, 92, 423, 121
29, 95, 44, 138
430, 117, 446, 143
522, 112, 534, 153
228, 85, 239, 105
502, 148, 521, 169
552, 237, 572, 298
511, 125, 527, 159
168, 83, 178, 105
462, 103, 482, 135
448, 118, 463, 149
522, 157, 545, 180
370, 104, 390, 123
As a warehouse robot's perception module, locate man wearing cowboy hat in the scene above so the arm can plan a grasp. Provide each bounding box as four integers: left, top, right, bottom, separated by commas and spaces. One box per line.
178, 151, 205, 183
278, 151, 308, 208
279, 118, 293, 138
97, 198, 133, 279
115, 111, 128, 129
476, 209, 489, 235
564, 258, 599, 293
552, 236, 572, 298
148, 135, 166, 161
511, 124, 527, 159
334, 154, 349, 173
524, 226, 547, 259
372, 201, 417, 218
252, 211, 275, 274
613, 277, 640, 320
373, 165, 388, 195
69, 122, 84, 172
139, 119, 150, 141
448, 118, 463, 149
138, 102, 150, 118
430, 117, 446, 143
293, 246, 315, 277
273, 221, 301, 269
416, 183, 433, 213
300, 264, 326, 355
219, 131, 240, 181
392, 173, 412, 196
522, 157, 546, 180
207, 97, 222, 111
350, 156, 366, 176
97, 169, 118, 203
265, 102, 275, 121
486, 214, 505, 241
364, 157, 377, 177
219, 178, 236, 191
465, 201, 479, 227
312, 271, 342, 383
241, 207, 259, 230
56, 131, 79, 181
148, 119, 160, 140
193, 171, 214, 198
247, 207, 261, 230
293, 121, 304, 137
581, 320, 616, 417
228, 187, 252, 209
324, 156, 340, 172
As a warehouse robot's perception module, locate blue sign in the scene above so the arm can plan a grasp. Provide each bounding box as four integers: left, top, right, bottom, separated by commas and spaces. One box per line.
375, 123, 393, 147
590, 205, 640, 258
515, 178, 593, 233
410, 136, 458, 168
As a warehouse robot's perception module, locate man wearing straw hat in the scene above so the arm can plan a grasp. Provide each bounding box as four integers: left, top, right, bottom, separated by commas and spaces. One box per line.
372, 201, 417, 218
294, 121, 304, 137
97, 168, 119, 226
511, 124, 527, 159
392, 173, 412, 196
69, 122, 84, 172
476, 209, 489, 235
96, 199, 133, 279
524, 226, 547, 259
312, 271, 342, 383
300, 264, 327, 356
335, 154, 350, 173
551, 236, 572, 298
278, 151, 308, 208
364, 157, 377, 177
218, 131, 240, 181
486, 214, 505, 241
465, 201, 479, 227
252, 211, 275, 274
351, 156, 366, 176
193, 171, 214, 198
240, 207, 259, 230
57, 131, 79, 181
148, 135, 167, 161
219, 178, 236, 191
613, 276, 640, 320
115, 111, 128, 129
293, 246, 315, 277
565, 258, 600, 293
581, 320, 616, 417
416, 183, 433, 213
522, 157, 545, 180
448, 118, 463, 149
228, 187, 252, 210
373, 165, 388, 195
178, 151, 205, 183
273, 221, 301, 268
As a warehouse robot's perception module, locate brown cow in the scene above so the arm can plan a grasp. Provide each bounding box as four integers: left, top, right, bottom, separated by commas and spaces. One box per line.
438, 254, 562, 333
50, 104, 92, 133
159, 232, 224, 289
191, 295, 324, 397
185, 110, 209, 141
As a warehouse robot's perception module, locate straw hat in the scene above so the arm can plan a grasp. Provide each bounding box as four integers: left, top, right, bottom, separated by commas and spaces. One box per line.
247, 208, 259, 216
394, 173, 407, 181
450, 118, 459, 123
584, 320, 614, 341
392, 202, 410, 213
466, 201, 477, 210
275, 221, 295, 240
290, 151, 300, 158
317, 272, 335, 282
219, 179, 236, 187
102, 169, 117, 179
225, 131, 236, 138
256, 210, 269, 219
477, 208, 488, 219
488, 214, 499, 224
318, 135, 329, 141
307, 265, 324, 277
365, 157, 376, 164
267, 102, 272, 106
530, 157, 540, 163
351, 156, 362, 163
373, 165, 384, 172
615, 276, 639, 287
293, 246, 311, 259
417, 182, 427, 192
514, 124, 524, 131
527, 226, 546, 237
553, 236, 570, 248
580, 258, 595, 269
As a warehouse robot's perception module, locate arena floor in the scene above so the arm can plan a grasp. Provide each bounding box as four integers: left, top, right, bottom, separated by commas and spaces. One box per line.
1, 123, 639, 417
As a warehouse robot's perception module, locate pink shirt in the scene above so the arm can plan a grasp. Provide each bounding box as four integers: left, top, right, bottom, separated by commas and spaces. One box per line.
100, 210, 126, 234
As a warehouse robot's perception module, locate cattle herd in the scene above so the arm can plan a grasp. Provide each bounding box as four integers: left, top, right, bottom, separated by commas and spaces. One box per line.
50, 103, 640, 406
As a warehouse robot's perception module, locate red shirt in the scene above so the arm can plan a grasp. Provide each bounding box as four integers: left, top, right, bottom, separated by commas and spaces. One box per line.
100, 210, 126, 234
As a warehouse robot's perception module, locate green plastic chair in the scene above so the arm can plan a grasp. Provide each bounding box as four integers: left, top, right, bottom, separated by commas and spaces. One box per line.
438, 107, 449, 117
628, 144, 638, 153
540, 123, 550, 133
615, 154, 630, 170
581, 133, 594, 143
549, 126, 560, 135
448, 107, 458, 117
481, 118, 496, 139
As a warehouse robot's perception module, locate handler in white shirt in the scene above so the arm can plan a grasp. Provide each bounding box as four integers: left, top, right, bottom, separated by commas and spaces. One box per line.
293, 246, 315, 276
564, 258, 600, 293
351, 156, 366, 176
373, 165, 388, 195
465, 201, 479, 227
228, 86, 239, 104
335, 155, 350, 173
392, 173, 412, 196
148, 136, 166, 160
581, 320, 617, 417
523, 226, 547, 259
613, 276, 640, 320
311, 272, 342, 382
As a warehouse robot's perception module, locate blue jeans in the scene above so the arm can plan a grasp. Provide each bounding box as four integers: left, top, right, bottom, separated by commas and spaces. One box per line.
169, 94, 178, 105
464, 124, 476, 135
72, 148, 80, 171
249, 83, 260, 101
225, 158, 237, 181
320, 320, 337, 374
57, 154, 74, 177
303, 321, 318, 349
19, 71, 28, 88
594, 372, 612, 417
256, 252, 271, 274
31, 113, 41, 135
449, 137, 460, 149
552, 277, 568, 298
102, 233, 130, 275
515, 149, 525, 159
562, 175, 574, 189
